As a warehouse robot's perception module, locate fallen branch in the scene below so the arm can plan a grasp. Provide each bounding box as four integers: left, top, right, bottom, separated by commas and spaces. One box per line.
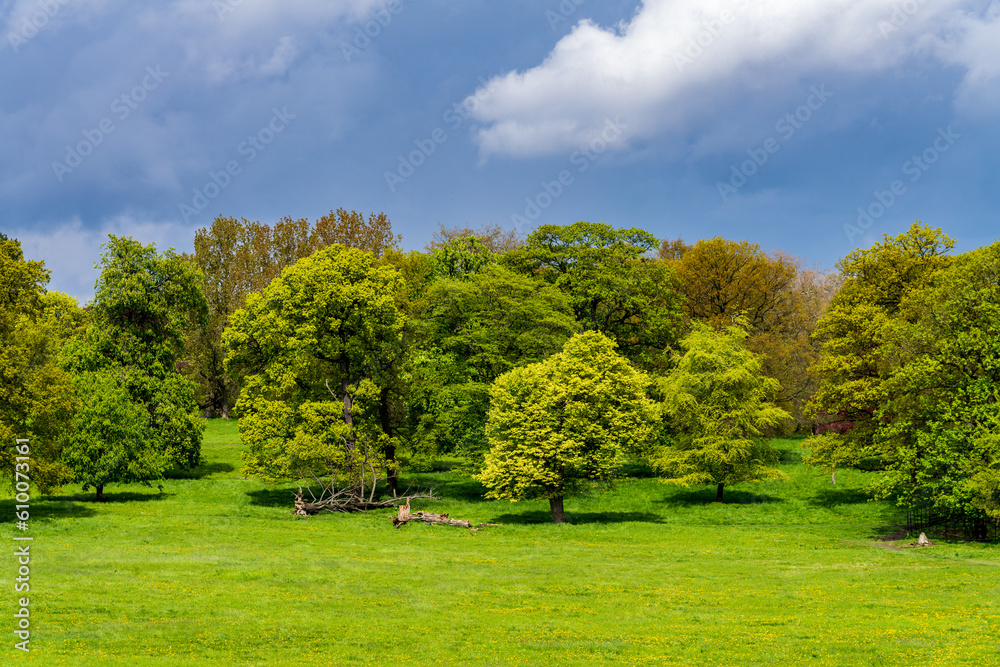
292, 488, 436, 516
390, 501, 499, 531
392, 510, 474, 529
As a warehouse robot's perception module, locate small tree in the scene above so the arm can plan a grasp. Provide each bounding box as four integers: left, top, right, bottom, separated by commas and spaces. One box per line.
654, 320, 789, 502
477, 331, 658, 523
63, 369, 167, 502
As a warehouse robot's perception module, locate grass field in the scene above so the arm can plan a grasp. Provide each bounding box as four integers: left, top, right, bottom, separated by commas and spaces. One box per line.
3, 419, 998, 665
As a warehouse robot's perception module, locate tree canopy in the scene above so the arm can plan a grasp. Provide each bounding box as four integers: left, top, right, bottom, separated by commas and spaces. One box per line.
502, 222, 684, 369
223, 244, 407, 490
861, 241, 1000, 523
653, 320, 789, 502
807, 222, 955, 466
409, 264, 579, 458
477, 331, 658, 523
0, 239, 81, 492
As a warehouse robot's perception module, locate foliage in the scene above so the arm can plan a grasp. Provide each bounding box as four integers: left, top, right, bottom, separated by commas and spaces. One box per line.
62, 368, 171, 501
310, 208, 402, 257
654, 320, 789, 501
223, 244, 407, 490
428, 235, 494, 280
807, 222, 955, 471
409, 265, 579, 459
184, 211, 401, 418
502, 221, 685, 369
61, 236, 207, 498
0, 238, 83, 492
478, 331, 658, 522
670, 236, 835, 429
672, 237, 798, 330
865, 241, 1000, 520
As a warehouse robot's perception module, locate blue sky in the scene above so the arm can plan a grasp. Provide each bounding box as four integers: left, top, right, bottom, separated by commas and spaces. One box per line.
3, 0, 999, 302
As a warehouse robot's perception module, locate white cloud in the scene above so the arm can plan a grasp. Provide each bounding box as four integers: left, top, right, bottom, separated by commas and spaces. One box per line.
467, 0, 999, 159
14, 216, 196, 305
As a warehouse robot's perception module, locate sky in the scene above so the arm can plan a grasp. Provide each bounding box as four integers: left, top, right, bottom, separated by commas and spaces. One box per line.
2, 0, 999, 303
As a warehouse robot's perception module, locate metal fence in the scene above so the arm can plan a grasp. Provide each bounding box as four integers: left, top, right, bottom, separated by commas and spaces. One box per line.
903, 506, 998, 542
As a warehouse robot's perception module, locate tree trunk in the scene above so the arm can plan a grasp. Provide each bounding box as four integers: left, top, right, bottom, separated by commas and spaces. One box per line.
379, 386, 398, 495
96, 484, 105, 502
385, 447, 399, 496
550, 496, 566, 524
340, 362, 356, 453
716, 483, 724, 503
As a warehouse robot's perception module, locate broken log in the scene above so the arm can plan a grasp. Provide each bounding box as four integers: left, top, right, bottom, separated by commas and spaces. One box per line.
392, 510, 474, 529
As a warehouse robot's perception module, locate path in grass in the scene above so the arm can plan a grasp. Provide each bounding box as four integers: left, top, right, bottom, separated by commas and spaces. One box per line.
2, 420, 997, 665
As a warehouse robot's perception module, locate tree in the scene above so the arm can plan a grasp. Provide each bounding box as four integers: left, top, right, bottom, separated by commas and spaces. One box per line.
672, 237, 798, 330
61, 236, 208, 499
861, 241, 1000, 525
427, 236, 495, 280
223, 244, 407, 497
502, 222, 685, 369
184, 211, 402, 418
653, 320, 789, 502
477, 331, 658, 523
806, 222, 954, 470
63, 369, 169, 502
0, 239, 82, 493
669, 236, 829, 429
410, 264, 579, 458
427, 222, 522, 253
313, 209, 402, 257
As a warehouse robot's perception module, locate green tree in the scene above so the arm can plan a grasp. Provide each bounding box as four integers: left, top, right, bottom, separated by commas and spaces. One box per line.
653, 320, 789, 502
669, 236, 835, 429
61, 236, 208, 499
410, 264, 579, 458
184, 211, 402, 418
428, 236, 494, 280
0, 239, 83, 493
63, 369, 169, 501
223, 244, 407, 493
862, 241, 1000, 524
502, 222, 684, 369
478, 331, 658, 523
806, 222, 954, 472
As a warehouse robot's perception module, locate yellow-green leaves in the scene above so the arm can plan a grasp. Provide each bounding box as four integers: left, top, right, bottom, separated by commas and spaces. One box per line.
478, 331, 658, 516
223, 244, 407, 483
653, 321, 789, 500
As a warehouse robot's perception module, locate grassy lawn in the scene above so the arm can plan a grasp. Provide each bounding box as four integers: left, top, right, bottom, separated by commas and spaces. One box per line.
3, 419, 998, 665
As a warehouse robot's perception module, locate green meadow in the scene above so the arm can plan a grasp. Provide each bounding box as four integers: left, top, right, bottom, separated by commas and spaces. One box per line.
3, 418, 998, 666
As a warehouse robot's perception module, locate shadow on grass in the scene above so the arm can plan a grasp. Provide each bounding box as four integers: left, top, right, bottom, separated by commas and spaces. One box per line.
246, 486, 299, 508
399, 474, 487, 503
490, 510, 665, 525
164, 462, 236, 480
779, 448, 804, 464
619, 462, 657, 478
0, 497, 100, 521
47, 489, 173, 504
809, 487, 874, 508
656, 488, 785, 506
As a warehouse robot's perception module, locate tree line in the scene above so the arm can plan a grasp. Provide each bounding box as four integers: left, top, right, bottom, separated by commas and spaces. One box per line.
1, 218, 996, 527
